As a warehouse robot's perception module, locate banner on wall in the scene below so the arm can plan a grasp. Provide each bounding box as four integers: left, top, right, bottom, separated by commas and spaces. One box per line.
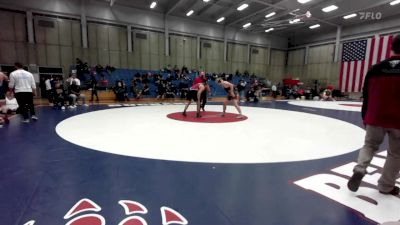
339, 34, 394, 93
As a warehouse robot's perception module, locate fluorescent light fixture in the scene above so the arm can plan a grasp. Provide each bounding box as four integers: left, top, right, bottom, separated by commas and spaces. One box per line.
150, 1, 157, 9
298, 0, 312, 3
203, 0, 210, 2
322, 5, 338, 12
217, 17, 225, 23
237, 3, 249, 11
309, 24, 320, 29
186, 10, 194, 16
243, 22, 251, 28
265, 28, 274, 32
343, 13, 357, 19
265, 12, 276, 18
390, 0, 400, 5
289, 18, 301, 24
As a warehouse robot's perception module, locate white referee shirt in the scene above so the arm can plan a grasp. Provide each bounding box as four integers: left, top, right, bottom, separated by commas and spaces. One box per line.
9, 69, 36, 93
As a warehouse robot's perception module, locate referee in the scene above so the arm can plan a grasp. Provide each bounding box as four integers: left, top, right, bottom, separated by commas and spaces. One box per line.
9, 62, 38, 123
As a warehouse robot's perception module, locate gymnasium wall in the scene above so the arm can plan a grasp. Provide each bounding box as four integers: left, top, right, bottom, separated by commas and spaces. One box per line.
285, 15, 400, 89
287, 45, 340, 87
0, 0, 288, 80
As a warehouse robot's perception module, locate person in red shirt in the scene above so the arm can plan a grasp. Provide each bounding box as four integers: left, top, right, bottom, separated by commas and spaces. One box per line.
193, 71, 206, 85
348, 35, 400, 196
193, 71, 210, 111
182, 82, 206, 118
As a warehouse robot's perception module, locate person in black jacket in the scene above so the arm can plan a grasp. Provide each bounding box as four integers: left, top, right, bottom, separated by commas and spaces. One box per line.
348, 35, 400, 196
89, 74, 99, 102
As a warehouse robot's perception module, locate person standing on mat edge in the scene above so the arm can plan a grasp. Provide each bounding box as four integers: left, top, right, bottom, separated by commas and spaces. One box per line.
8, 62, 38, 123
347, 35, 400, 196
217, 78, 243, 118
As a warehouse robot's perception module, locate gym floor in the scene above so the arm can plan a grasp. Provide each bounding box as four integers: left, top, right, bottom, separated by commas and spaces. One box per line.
0, 100, 397, 225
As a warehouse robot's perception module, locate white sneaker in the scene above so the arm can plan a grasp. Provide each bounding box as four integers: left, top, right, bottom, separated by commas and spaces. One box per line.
31, 115, 38, 121
83, 104, 89, 107
61, 106, 66, 110
21, 119, 30, 123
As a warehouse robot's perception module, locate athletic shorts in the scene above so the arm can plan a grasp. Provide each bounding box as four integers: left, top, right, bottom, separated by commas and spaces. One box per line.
227, 91, 238, 101
186, 90, 198, 101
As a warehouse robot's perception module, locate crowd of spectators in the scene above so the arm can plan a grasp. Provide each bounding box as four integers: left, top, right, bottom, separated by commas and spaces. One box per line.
71, 59, 346, 102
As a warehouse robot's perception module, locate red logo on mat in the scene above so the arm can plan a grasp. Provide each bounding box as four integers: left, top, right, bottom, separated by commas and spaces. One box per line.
26, 198, 189, 225
167, 111, 247, 123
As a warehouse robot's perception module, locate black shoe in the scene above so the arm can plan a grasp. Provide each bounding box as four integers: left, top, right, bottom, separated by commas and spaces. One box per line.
182, 112, 187, 117
196, 113, 201, 118
347, 171, 364, 192
379, 186, 400, 196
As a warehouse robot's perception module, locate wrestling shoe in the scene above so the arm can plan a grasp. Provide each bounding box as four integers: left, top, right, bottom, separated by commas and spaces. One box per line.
347, 171, 364, 192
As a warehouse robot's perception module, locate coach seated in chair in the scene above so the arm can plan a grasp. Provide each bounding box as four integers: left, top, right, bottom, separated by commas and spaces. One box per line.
68, 80, 88, 107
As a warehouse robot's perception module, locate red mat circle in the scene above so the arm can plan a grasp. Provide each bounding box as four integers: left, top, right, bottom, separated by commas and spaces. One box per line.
167, 111, 248, 123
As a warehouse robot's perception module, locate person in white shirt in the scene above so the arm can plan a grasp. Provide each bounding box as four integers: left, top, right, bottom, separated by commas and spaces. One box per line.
1, 91, 19, 123
8, 62, 38, 123
1, 91, 19, 113
45, 77, 54, 105
271, 84, 278, 99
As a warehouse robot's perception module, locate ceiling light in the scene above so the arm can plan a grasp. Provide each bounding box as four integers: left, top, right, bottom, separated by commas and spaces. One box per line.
309, 24, 320, 29
289, 18, 301, 24
322, 5, 338, 12
237, 3, 249, 11
298, 0, 312, 3
243, 22, 251, 28
343, 13, 357, 19
217, 17, 225, 23
186, 10, 194, 16
265, 28, 274, 32
203, 0, 210, 2
390, 0, 400, 5
265, 12, 276, 18
150, 2, 157, 9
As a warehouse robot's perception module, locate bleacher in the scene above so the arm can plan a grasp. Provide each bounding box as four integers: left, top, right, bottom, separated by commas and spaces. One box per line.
75, 67, 255, 99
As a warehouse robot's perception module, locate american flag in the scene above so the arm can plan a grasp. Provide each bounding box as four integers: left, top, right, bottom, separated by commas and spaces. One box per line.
340, 35, 393, 92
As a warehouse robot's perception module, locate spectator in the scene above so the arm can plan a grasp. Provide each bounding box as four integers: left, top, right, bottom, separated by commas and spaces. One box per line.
89, 74, 99, 102
95, 64, 104, 75
320, 89, 335, 101
237, 79, 247, 100
44, 76, 54, 106
156, 80, 166, 99
68, 79, 87, 108
271, 84, 278, 99
165, 82, 176, 99
182, 65, 188, 75
0, 71, 8, 99
8, 62, 38, 123
136, 83, 150, 99
113, 80, 126, 102
1, 90, 19, 123
121, 80, 129, 101
53, 78, 67, 110
105, 64, 116, 74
